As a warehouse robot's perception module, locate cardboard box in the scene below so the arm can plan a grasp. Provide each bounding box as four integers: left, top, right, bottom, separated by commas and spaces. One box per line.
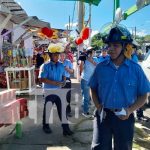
21, 78, 28, 89
10, 80, 21, 90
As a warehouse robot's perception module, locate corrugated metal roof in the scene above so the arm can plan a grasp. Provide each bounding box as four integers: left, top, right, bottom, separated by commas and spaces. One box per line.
0, 0, 50, 28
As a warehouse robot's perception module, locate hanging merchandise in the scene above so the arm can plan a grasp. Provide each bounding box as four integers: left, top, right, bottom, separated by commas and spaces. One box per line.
2, 42, 13, 66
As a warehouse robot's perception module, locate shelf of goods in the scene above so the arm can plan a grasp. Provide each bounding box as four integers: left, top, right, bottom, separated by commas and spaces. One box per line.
4, 66, 36, 94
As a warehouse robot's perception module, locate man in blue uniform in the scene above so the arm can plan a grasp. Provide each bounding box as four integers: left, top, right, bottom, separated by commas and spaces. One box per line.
89, 25, 150, 150
59, 52, 74, 117
97, 47, 110, 63
39, 43, 73, 136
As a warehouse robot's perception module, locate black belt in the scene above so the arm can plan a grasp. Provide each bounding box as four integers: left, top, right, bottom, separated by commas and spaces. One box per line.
66, 77, 71, 81
104, 108, 122, 113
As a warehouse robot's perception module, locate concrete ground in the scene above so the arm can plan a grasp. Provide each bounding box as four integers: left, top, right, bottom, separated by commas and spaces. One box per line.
0, 78, 150, 150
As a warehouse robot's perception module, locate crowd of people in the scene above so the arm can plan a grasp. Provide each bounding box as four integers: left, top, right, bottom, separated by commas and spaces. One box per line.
33, 25, 150, 150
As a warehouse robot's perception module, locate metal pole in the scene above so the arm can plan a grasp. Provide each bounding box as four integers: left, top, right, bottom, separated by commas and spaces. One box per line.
78, 1, 84, 33
135, 26, 136, 39
76, 1, 84, 81
89, 4, 92, 46
113, 0, 120, 21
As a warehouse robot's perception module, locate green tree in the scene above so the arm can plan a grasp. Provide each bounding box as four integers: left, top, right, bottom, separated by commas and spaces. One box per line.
91, 33, 104, 50
144, 35, 150, 42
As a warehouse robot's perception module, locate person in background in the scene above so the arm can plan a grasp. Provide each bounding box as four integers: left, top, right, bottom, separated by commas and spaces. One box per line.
131, 40, 147, 121
64, 43, 74, 63
131, 40, 139, 63
36, 52, 44, 68
97, 46, 110, 63
39, 43, 73, 136
59, 52, 74, 117
0, 56, 4, 73
35, 52, 44, 86
89, 25, 150, 150
79, 47, 97, 118
42, 50, 50, 63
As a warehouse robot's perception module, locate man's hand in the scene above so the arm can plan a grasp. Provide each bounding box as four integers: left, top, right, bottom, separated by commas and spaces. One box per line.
55, 81, 64, 87
65, 66, 69, 71
87, 58, 97, 66
61, 81, 66, 87
118, 108, 132, 120
96, 103, 102, 112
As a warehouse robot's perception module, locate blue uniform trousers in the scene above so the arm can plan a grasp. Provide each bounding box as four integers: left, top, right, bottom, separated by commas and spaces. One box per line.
91, 109, 135, 150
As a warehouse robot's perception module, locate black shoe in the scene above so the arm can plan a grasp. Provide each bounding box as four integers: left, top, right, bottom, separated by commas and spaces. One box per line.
63, 128, 74, 136
62, 124, 74, 136
67, 112, 73, 117
43, 124, 52, 134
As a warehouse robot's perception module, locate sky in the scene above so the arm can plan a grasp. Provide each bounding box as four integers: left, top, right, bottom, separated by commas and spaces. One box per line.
15, 0, 150, 37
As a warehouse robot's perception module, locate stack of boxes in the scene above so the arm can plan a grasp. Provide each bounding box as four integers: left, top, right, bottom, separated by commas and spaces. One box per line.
0, 89, 28, 127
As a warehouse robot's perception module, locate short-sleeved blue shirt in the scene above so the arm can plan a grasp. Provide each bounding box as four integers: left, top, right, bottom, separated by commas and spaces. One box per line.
88, 58, 150, 109
59, 59, 73, 78
132, 54, 138, 63
97, 55, 110, 63
39, 61, 65, 89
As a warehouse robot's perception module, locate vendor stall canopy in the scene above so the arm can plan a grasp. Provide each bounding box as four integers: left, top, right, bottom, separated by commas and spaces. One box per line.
0, 0, 50, 28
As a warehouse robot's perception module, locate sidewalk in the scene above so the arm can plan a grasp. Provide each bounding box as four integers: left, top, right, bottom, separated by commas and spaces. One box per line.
0, 78, 150, 150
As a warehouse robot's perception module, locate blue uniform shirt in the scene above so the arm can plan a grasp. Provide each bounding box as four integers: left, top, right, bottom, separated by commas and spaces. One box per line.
88, 59, 150, 109
39, 61, 65, 89
132, 54, 138, 63
59, 59, 73, 78
97, 55, 110, 63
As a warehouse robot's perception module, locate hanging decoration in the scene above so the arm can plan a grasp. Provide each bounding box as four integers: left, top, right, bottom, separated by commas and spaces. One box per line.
37, 27, 54, 39
75, 37, 83, 45
41, 27, 50, 36
80, 27, 90, 40
46, 29, 53, 38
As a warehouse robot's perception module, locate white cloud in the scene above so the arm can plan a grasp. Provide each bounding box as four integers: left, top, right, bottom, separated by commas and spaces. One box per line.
64, 22, 78, 28
128, 28, 150, 36
91, 30, 99, 37
136, 30, 148, 36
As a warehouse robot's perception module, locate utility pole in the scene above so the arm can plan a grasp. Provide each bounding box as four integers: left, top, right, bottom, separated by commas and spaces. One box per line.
78, 1, 84, 33
75, 1, 84, 80
89, 4, 92, 46
135, 26, 136, 39
66, 15, 71, 42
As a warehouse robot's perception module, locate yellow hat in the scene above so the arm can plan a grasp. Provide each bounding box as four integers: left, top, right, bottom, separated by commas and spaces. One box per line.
48, 43, 64, 53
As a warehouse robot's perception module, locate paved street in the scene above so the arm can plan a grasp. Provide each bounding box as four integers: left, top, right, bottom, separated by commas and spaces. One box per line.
0, 78, 150, 150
